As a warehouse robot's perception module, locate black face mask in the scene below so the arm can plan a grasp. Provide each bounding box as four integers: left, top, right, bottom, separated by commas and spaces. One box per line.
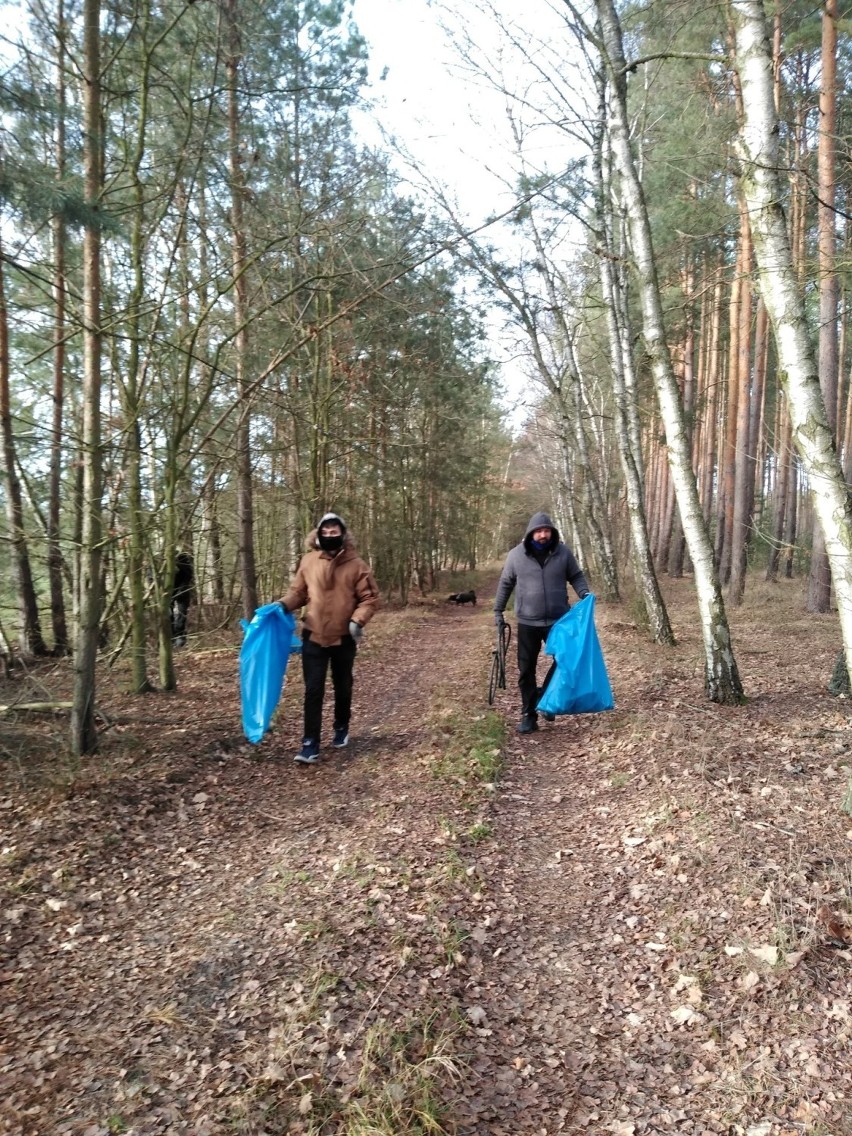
318, 533, 344, 553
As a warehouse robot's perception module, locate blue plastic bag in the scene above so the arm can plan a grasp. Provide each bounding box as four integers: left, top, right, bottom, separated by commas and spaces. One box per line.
536, 595, 614, 715
239, 604, 299, 744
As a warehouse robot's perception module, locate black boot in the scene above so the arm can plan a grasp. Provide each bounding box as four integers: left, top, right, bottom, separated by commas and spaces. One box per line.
516, 713, 538, 734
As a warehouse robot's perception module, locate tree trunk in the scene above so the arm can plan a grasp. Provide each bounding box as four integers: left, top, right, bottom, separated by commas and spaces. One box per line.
731, 0, 852, 681
565, 337, 620, 599
458, 214, 619, 597
646, 425, 665, 557
766, 394, 792, 581
657, 474, 676, 571
597, 0, 743, 702
593, 94, 673, 642
124, 0, 154, 694
806, 0, 839, 613
783, 449, 800, 579
523, 212, 619, 599
668, 257, 696, 578
615, 214, 645, 486
718, 244, 741, 581
71, 0, 104, 756
748, 298, 769, 534
0, 237, 48, 657
728, 202, 754, 606
48, 0, 70, 656
843, 350, 852, 483
226, 0, 258, 620
700, 264, 724, 526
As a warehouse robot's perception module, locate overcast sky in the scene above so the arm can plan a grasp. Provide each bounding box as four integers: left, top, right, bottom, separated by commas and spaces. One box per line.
350, 0, 527, 220
349, 0, 591, 427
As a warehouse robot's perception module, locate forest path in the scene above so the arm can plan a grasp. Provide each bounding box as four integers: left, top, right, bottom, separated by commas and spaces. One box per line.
3, 579, 852, 1135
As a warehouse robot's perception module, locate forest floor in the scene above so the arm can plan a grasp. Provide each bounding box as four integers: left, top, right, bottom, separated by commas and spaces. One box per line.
1, 574, 852, 1136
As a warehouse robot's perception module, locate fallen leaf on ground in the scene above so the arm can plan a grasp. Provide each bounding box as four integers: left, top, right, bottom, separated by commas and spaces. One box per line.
749, 944, 779, 965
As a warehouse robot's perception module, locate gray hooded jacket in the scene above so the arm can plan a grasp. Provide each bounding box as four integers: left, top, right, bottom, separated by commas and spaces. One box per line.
494, 511, 590, 627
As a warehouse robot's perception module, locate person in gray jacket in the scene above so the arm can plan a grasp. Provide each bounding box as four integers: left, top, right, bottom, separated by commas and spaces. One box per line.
494, 511, 591, 734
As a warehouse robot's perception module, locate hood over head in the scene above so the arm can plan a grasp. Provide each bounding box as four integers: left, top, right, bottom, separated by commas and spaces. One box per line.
523, 511, 560, 551
306, 512, 354, 552
317, 511, 347, 535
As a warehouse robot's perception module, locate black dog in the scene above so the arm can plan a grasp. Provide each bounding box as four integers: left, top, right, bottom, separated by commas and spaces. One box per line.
446, 590, 477, 605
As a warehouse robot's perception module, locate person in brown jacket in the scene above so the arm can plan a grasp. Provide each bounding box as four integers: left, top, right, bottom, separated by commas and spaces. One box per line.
280, 512, 380, 764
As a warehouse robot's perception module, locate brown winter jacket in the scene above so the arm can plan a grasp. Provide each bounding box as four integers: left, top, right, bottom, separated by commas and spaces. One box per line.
280, 530, 380, 647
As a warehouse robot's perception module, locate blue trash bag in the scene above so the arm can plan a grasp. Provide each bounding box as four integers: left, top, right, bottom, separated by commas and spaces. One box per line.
536, 595, 614, 715
239, 603, 299, 744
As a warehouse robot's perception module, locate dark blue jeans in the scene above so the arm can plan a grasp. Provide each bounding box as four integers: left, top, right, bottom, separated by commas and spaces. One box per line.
301, 633, 357, 742
516, 622, 556, 717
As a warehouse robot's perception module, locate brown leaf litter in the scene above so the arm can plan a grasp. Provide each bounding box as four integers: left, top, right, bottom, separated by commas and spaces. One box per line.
1, 577, 851, 1135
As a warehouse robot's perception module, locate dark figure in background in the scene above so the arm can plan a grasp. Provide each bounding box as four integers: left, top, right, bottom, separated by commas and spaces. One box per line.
493, 511, 590, 734
171, 551, 195, 647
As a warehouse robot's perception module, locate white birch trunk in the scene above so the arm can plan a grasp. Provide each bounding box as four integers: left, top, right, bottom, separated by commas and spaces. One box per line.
592, 84, 673, 643
732, 0, 852, 680
596, 0, 743, 701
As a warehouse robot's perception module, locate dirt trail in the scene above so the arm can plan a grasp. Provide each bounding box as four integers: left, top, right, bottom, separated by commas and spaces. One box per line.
3, 579, 852, 1135
2, 603, 491, 1134
474, 588, 852, 1136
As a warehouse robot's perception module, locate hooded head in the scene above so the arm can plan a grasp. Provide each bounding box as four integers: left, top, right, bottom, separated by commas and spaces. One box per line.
314, 512, 348, 554
523, 511, 560, 553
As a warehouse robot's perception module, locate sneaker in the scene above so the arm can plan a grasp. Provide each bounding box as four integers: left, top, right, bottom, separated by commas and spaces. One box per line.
332, 725, 350, 749
294, 738, 320, 764
542, 711, 555, 723
516, 714, 538, 735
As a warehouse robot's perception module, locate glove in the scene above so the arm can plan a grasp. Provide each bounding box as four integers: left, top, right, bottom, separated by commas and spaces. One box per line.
494, 611, 506, 627
349, 620, 363, 643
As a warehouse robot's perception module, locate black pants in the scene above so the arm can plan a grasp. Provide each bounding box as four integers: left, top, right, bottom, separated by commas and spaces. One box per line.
301, 633, 357, 742
517, 622, 556, 717
171, 596, 190, 639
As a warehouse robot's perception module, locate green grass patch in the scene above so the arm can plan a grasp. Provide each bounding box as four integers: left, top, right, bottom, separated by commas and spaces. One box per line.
234, 1009, 461, 1135
431, 711, 505, 785
436, 919, 470, 965
267, 866, 312, 896
465, 821, 492, 844
337, 1014, 461, 1134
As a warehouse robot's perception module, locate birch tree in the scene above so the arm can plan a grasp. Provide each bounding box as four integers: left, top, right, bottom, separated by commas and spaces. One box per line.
593, 0, 743, 702
591, 76, 674, 643
730, 0, 852, 682
459, 229, 620, 597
